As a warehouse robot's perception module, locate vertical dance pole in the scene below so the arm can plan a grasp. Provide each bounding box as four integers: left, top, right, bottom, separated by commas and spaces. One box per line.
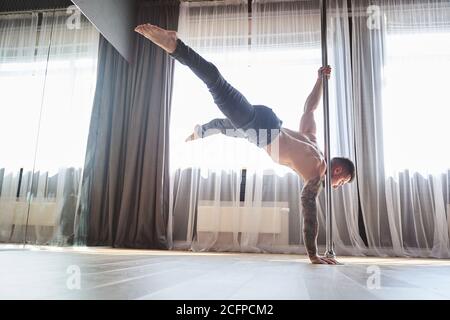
320, 0, 335, 258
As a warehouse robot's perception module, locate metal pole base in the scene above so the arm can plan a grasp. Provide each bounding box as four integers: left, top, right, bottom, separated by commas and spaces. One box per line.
324, 249, 336, 259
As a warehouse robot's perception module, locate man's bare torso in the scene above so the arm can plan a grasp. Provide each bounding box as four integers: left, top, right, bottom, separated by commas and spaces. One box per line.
263, 127, 326, 181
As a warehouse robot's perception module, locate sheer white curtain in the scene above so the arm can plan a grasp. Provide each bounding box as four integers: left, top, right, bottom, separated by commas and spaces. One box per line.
169, 0, 359, 254
326, 0, 367, 255
170, 0, 271, 252
0, 13, 42, 242
352, 0, 450, 257
0, 10, 99, 245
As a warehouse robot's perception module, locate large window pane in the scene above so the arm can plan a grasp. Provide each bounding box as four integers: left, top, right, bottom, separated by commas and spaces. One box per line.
0, 10, 99, 245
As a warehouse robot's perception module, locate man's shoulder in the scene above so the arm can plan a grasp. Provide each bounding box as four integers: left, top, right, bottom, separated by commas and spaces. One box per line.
303, 132, 318, 145
282, 129, 321, 152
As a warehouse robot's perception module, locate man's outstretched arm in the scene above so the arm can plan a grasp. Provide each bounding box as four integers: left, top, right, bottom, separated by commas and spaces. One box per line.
301, 177, 338, 265
299, 66, 331, 142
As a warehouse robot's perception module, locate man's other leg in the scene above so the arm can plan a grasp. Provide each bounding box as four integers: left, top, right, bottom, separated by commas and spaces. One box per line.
186, 118, 248, 141
135, 24, 256, 131
170, 40, 255, 129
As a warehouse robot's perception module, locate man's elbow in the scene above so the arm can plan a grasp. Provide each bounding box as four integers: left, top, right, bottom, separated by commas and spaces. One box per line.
304, 98, 320, 112
303, 103, 313, 114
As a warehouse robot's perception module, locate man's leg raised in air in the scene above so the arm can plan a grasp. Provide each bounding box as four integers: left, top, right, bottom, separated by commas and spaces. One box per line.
134, 24, 256, 129
185, 118, 248, 142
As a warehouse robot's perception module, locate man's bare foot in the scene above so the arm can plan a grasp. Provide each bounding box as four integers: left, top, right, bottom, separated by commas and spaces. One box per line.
134, 23, 177, 53
185, 125, 202, 142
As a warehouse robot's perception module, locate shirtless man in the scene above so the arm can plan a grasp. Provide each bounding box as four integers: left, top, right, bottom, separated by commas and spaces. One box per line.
135, 24, 355, 265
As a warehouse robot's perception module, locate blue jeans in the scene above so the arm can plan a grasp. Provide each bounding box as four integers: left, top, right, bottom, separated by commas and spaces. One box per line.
170, 40, 283, 147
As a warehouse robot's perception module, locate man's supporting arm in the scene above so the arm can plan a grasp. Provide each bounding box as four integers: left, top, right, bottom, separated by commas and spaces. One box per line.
301, 177, 338, 265
301, 177, 322, 257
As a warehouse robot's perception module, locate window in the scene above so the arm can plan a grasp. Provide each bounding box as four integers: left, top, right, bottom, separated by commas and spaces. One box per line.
383, 27, 450, 175
0, 10, 99, 244
170, 9, 322, 176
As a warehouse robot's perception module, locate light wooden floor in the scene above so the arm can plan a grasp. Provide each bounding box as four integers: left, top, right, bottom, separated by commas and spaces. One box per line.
1, 245, 450, 300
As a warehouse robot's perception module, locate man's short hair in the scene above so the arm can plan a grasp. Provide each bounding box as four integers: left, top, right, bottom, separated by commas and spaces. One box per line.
331, 157, 356, 182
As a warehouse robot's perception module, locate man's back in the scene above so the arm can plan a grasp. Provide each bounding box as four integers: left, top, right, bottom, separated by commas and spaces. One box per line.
264, 127, 326, 181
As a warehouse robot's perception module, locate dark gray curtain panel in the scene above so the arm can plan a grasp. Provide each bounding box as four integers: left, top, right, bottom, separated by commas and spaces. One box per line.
76, 0, 179, 248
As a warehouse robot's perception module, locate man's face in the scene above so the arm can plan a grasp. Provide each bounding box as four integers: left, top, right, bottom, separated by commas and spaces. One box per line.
331, 166, 351, 189
331, 175, 351, 189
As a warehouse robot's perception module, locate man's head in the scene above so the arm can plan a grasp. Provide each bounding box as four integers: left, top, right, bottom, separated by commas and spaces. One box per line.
330, 157, 355, 188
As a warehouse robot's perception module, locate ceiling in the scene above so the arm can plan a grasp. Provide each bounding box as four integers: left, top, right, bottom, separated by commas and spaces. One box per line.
0, 0, 73, 12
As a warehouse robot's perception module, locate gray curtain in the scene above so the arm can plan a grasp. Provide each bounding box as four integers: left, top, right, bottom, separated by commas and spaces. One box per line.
75, 0, 179, 248
351, 0, 450, 257
351, 0, 393, 252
